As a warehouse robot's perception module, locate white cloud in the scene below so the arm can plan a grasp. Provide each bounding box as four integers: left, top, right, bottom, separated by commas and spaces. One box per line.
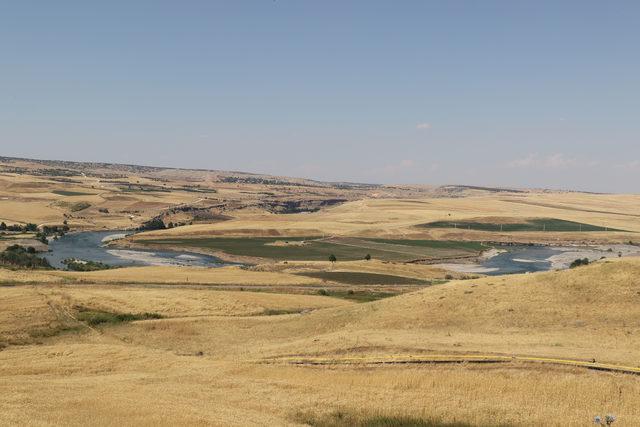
506, 153, 599, 170
506, 154, 537, 168
616, 160, 640, 170
416, 123, 432, 130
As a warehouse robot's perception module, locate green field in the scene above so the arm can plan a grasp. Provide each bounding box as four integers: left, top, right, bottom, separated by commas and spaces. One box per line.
297, 271, 433, 286
420, 218, 624, 232
52, 190, 96, 196
140, 237, 486, 262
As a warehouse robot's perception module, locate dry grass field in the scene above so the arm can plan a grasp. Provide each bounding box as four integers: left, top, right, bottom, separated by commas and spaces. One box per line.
2, 157, 640, 425
2, 258, 640, 425
139, 193, 640, 243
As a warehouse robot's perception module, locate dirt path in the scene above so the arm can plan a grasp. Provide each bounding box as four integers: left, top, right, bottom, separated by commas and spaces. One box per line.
266, 353, 640, 375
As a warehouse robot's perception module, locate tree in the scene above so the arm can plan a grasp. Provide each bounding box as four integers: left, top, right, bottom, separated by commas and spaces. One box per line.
328, 254, 337, 263
0, 222, 6, 231
364, 254, 371, 261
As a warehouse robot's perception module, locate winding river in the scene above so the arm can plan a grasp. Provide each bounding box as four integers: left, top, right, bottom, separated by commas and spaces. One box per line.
44, 231, 640, 275
44, 231, 230, 269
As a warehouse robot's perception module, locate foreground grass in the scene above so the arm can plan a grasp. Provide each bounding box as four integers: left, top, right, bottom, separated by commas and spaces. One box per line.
296, 409, 479, 427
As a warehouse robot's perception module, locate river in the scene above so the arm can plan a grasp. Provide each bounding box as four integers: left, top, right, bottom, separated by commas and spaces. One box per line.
437, 243, 640, 275
44, 231, 231, 269
44, 231, 640, 275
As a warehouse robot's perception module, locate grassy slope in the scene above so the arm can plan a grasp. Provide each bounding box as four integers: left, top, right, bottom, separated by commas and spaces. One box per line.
141, 193, 640, 240
2, 259, 640, 425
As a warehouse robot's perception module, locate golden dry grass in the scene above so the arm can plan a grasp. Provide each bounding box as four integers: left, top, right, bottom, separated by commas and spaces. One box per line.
2, 259, 640, 425
140, 193, 640, 243
0, 265, 325, 287
1, 344, 639, 426
3, 161, 640, 425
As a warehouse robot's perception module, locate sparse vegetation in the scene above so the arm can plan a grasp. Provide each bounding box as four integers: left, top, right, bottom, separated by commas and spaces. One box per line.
74, 307, 163, 326
0, 245, 52, 269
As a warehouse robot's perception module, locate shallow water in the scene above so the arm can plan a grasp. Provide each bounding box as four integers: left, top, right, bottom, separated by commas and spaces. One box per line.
480, 246, 561, 275
442, 244, 640, 276
44, 231, 230, 269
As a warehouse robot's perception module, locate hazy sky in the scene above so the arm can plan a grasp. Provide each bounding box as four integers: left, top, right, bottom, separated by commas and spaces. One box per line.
1, 1, 638, 192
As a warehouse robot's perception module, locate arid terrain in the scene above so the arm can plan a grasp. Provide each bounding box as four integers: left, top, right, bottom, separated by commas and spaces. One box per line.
1, 157, 640, 426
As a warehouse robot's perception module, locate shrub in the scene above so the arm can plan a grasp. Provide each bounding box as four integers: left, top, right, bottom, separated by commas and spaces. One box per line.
328, 254, 337, 263
364, 253, 371, 261
569, 258, 589, 268
63, 258, 112, 271
138, 217, 166, 231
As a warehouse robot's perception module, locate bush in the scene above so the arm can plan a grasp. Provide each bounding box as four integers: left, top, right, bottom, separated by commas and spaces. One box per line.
364, 254, 371, 261
63, 258, 112, 271
138, 217, 166, 231
569, 258, 590, 268
328, 254, 337, 263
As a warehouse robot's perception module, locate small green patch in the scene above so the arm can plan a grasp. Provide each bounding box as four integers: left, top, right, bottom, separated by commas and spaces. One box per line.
69, 201, 92, 212
75, 307, 164, 326
317, 289, 397, 302
421, 218, 623, 232
52, 190, 95, 196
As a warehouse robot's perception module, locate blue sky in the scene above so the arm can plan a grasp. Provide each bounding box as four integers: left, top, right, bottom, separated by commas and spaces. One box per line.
1, 1, 638, 192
